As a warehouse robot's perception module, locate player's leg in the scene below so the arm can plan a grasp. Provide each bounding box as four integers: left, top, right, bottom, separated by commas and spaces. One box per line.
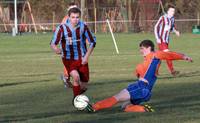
92, 89, 130, 111
158, 43, 179, 75
62, 59, 82, 97
79, 63, 89, 94
61, 66, 72, 88
61, 58, 73, 88
70, 70, 81, 97
166, 60, 174, 73
123, 81, 151, 112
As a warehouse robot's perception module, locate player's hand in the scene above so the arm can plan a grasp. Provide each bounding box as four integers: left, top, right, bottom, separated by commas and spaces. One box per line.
51, 44, 61, 54
82, 56, 88, 65
175, 30, 180, 37
184, 56, 193, 62
156, 39, 161, 44
55, 48, 61, 54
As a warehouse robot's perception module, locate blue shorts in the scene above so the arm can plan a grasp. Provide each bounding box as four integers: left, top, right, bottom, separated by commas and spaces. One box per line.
126, 80, 151, 105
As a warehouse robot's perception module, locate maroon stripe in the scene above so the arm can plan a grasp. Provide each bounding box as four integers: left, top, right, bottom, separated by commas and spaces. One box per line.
55, 25, 63, 45
167, 18, 169, 24
60, 26, 66, 57
164, 31, 168, 41
160, 16, 165, 43
65, 26, 74, 60
76, 27, 82, 59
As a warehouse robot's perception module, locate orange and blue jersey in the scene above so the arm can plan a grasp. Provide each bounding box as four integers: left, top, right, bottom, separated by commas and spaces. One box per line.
51, 20, 96, 60
127, 51, 184, 104
135, 51, 184, 90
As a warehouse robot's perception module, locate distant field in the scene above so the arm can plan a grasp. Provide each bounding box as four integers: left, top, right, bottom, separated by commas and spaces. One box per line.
0, 33, 200, 123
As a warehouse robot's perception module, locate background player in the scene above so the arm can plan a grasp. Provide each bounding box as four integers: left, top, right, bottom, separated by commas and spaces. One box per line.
154, 4, 180, 76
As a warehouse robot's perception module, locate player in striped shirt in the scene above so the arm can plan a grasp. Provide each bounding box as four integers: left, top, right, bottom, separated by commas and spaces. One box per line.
154, 4, 180, 76
86, 39, 192, 112
50, 7, 96, 98
60, 2, 78, 88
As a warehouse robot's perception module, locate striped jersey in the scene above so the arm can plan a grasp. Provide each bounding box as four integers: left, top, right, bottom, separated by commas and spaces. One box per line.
51, 20, 96, 60
154, 14, 175, 44
135, 51, 184, 90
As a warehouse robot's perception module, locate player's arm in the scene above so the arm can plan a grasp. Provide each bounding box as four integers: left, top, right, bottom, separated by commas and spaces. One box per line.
50, 25, 63, 54
82, 24, 96, 65
155, 51, 193, 62
171, 18, 180, 37
154, 16, 163, 44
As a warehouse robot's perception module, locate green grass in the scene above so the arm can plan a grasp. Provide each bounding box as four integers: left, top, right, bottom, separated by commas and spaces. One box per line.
0, 33, 200, 123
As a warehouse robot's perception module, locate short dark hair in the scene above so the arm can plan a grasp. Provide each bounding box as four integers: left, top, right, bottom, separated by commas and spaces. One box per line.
139, 39, 155, 51
167, 3, 176, 10
68, 7, 81, 16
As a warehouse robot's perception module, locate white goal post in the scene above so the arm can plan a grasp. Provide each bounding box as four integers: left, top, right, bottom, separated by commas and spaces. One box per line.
106, 19, 119, 54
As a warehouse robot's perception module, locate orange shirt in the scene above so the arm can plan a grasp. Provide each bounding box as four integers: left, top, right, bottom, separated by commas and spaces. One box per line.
135, 51, 184, 78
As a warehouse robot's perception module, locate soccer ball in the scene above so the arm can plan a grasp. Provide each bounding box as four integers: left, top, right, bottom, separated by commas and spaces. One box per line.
73, 94, 89, 110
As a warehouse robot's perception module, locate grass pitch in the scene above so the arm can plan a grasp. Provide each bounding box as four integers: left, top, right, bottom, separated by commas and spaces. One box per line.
0, 33, 200, 123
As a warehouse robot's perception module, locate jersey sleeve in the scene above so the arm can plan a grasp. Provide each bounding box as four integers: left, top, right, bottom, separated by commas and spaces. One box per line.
83, 24, 96, 48
170, 17, 176, 32
50, 24, 63, 45
155, 51, 184, 60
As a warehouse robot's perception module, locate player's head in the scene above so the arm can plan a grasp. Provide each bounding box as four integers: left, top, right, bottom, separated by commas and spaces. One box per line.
167, 4, 176, 18
68, 7, 81, 26
139, 40, 155, 56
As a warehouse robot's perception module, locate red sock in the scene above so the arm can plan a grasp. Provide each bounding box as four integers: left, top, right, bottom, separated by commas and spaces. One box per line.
166, 60, 174, 73
73, 85, 81, 97
92, 96, 118, 111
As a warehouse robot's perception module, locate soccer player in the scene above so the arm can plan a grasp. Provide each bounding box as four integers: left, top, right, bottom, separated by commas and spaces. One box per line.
60, 2, 78, 88
50, 7, 96, 98
154, 4, 180, 76
86, 39, 192, 112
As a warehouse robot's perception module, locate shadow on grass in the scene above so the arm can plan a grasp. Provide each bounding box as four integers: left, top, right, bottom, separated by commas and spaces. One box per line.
91, 70, 200, 87
1, 71, 199, 123
91, 78, 135, 86
0, 110, 83, 123
0, 79, 52, 88
158, 70, 200, 80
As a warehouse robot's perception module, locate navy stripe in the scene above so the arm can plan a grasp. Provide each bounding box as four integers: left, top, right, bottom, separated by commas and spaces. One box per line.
61, 25, 66, 58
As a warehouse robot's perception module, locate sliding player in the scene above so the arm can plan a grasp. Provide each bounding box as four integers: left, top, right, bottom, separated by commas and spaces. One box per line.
86, 39, 192, 112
